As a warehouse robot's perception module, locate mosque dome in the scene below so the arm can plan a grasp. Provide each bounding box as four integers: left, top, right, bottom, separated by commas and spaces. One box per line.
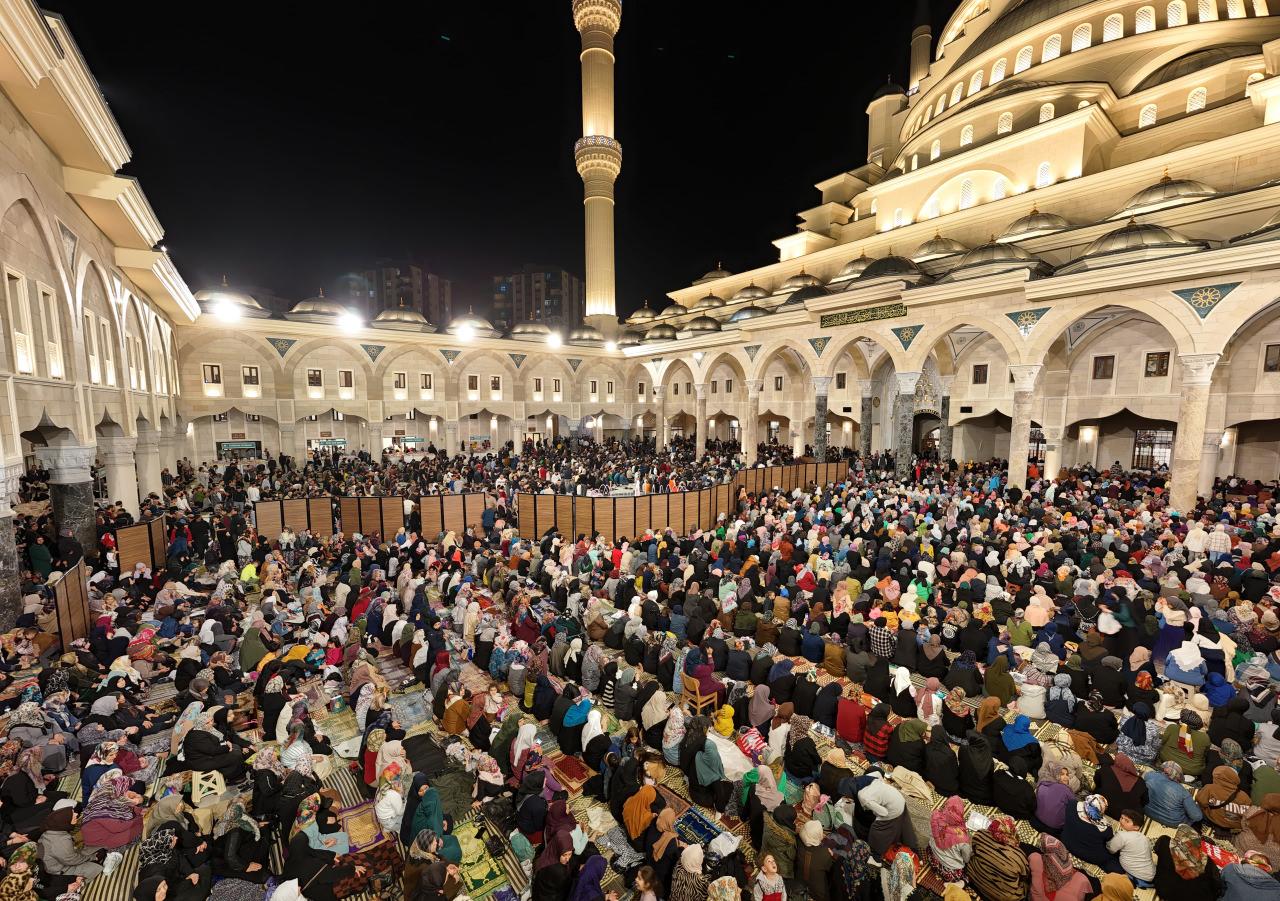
1083, 220, 1204, 257
954, 0, 1097, 67
779, 285, 828, 309
626, 301, 658, 324
912, 233, 969, 263
618, 329, 645, 347
830, 253, 875, 283
510, 320, 552, 341
699, 264, 732, 280
779, 271, 822, 292
658, 300, 687, 318
728, 304, 771, 323
998, 206, 1072, 243
289, 289, 349, 317
645, 323, 678, 342
194, 277, 270, 319
568, 325, 605, 345
690, 292, 726, 311
858, 255, 924, 281
686, 315, 723, 333
1135, 45, 1262, 92
446, 307, 500, 338
731, 283, 770, 302
943, 240, 1053, 281
372, 305, 433, 332
870, 80, 907, 101
1113, 174, 1217, 219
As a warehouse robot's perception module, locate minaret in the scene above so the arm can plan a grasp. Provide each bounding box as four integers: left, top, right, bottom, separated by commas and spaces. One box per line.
909, 0, 932, 93
572, 0, 622, 334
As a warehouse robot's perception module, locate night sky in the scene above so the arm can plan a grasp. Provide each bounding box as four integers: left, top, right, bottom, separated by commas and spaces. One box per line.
46, 1, 960, 317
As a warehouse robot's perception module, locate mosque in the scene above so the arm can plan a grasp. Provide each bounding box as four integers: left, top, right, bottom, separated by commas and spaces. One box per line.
2, 0, 1280, 596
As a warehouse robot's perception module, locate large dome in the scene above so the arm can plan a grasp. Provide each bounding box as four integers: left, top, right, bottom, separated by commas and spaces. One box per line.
943, 240, 1053, 281
617, 328, 645, 347
954, 0, 1097, 67
1113, 175, 1217, 219
1135, 45, 1262, 92
999, 206, 1071, 242
373, 305, 433, 332
1083, 220, 1204, 257
568, 325, 605, 345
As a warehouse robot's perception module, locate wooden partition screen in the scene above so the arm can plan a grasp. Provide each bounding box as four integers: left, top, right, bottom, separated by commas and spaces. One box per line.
114, 518, 167, 573
338, 497, 405, 538
416, 494, 487, 539
51, 560, 91, 649
253, 498, 333, 537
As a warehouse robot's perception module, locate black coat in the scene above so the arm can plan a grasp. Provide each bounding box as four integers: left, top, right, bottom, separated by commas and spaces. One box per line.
991, 770, 1037, 820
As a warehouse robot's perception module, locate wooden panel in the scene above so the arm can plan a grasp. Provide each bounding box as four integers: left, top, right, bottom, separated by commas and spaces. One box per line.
686, 489, 702, 534
52, 561, 90, 649
308, 498, 334, 537
339, 498, 360, 535
650, 493, 669, 533
614, 496, 634, 543
669, 492, 686, 536
357, 498, 379, 536
574, 496, 593, 538
593, 498, 615, 542
441, 495, 466, 536
555, 495, 574, 538
714, 484, 729, 524
534, 494, 557, 538
516, 494, 536, 539
255, 501, 283, 542
463, 494, 486, 532
420, 496, 444, 538
148, 518, 165, 566
380, 497, 404, 537
634, 493, 651, 537
281, 499, 309, 532
115, 523, 152, 573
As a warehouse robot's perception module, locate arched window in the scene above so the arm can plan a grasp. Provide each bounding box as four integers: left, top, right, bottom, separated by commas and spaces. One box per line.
1078, 99, 1091, 109
969, 71, 984, 95
1036, 162, 1052, 188
950, 83, 965, 105
922, 196, 940, 219
911, 153, 919, 171
960, 124, 974, 146
1042, 34, 1062, 62
1167, 0, 1188, 24
1136, 6, 1156, 31
1254, 0, 1269, 13
1226, 0, 1245, 16
1248, 71, 1265, 85
870, 199, 877, 215
959, 179, 975, 210
1015, 46, 1034, 73
1199, 0, 1218, 20
893, 207, 908, 227
930, 139, 941, 161
1139, 103, 1158, 127
997, 111, 1014, 134
991, 58, 1007, 83
924, 106, 932, 123
1039, 102, 1056, 123
1103, 13, 1124, 40
936, 96, 946, 116
1186, 86, 1208, 112
992, 177, 1008, 200
1071, 23, 1093, 51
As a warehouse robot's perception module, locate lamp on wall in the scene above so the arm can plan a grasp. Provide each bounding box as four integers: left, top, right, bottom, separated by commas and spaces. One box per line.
1080, 426, 1097, 442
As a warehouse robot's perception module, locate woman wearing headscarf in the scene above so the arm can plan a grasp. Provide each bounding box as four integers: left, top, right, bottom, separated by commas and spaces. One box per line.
0, 746, 61, 831
662, 704, 687, 766
939, 687, 972, 744
1115, 702, 1160, 765
957, 729, 995, 805
784, 714, 823, 785
819, 747, 855, 797
886, 719, 927, 772
999, 714, 1042, 773
965, 814, 1030, 901
992, 756, 1038, 820
1209, 696, 1256, 751
760, 806, 798, 882
944, 649, 983, 697
811, 681, 841, 731
924, 727, 960, 795
1029, 834, 1092, 901
862, 657, 891, 700
1072, 691, 1118, 750
670, 845, 709, 901
1160, 709, 1210, 777
861, 703, 893, 762
38, 806, 103, 882
1153, 824, 1223, 899
914, 676, 942, 729
1094, 752, 1147, 817
797, 819, 835, 901
80, 768, 144, 849
531, 831, 574, 901
983, 655, 1017, 706
917, 633, 949, 679
928, 796, 972, 883
975, 695, 1004, 745
748, 684, 775, 740
1235, 794, 1280, 869
1061, 794, 1119, 871
1033, 760, 1077, 835
693, 735, 731, 811
569, 854, 607, 901
888, 665, 916, 718
1195, 765, 1251, 832
645, 808, 680, 892
744, 764, 785, 848
623, 785, 662, 847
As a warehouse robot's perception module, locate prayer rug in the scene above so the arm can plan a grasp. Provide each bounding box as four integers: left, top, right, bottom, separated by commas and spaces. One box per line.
144, 681, 177, 705
657, 786, 691, 821
453, 818, 510, 899
548, 751, 593, 795
391, 691, 430, 728
460, 662, 494, 697
314, 707, 360, 746
674, 807, 723, 846
338, 799, 390, 852
534, 724, 560, 755
379, 656, 415, 686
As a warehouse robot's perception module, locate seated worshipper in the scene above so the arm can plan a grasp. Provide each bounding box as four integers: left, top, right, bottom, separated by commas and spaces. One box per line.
281, 721, 328, 780
1221, 851, 1280, 900
975, 696, 1005, 746
1208, 696, 1255, 751
623, 785, 663, 851
1107, 808, 1156, 887
917, 634, 949, 680
1159, 710, 1210, 778
1091, 657, 1128, 709
670, 845, 710, 901
965, 814, 1030, 901
748, 685, 775, 741
689, 654, 727, 708
39, 804, 103, 883
857, 769, 914, 856
81, 768, 145, 849
992, 757, 1038, 821
984, 656, 1017, 707
885, 718, 928, 773
1195, 765, 1251, 833
1033, 761, 1077, 835
929, 796, 973, 883
940, 688, 973, 743
690, 732, 731, 811
784, 715, 823, 785
1165, 639, 1208, 687
1060, 794, 1120, 872
861, 657, 891, 701
1029, 834, 1092, 901
1153, 824, 1223, 899
889, 666, 916, 718
645, 808, 680, 892
924, 727, 960, 796
744, 764, 787, 849
556, 687, 591, 757
769, 658, 798, 704
1116, 703, 1161, 765
796, 820, 835, 901
662, 705, 687, 766
836, 687, 866, 745
1094, 753, 1148, 817
1144, 761, 1204, 827
958, 730, 996, 805
281, 795, 373, 901
916, 677, 943, 728
999, 714, 1042, 773
1, 747, 64, 831
819, 747, 856, 797
212, 796, 273, 879
862, 703, 894, 763
1072, 692, 1119, 749
943, 650, 983, 697
442, 688, 471, 736
811, 680, 841, 731
1234, 796, 1280, 868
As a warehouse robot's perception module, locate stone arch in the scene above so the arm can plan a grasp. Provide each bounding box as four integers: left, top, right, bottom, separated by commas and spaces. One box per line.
448, 348, 524, 401
818, 330, 906, 380
1, 195, 77, 379
747, 338, 814, 383
695, 350, 748, 385
660, 359, 698, 414
905, 312, 1024, 370
286, 339, 377, 401
0, 177, 75, 300
1025, 297, 1200, 362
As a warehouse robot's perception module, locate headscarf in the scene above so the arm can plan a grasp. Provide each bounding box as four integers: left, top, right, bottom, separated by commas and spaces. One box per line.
930, 796, 969, 850
943, 687, 968, 716
1109, 753, 1140, 793
884, 851, 916, 901
788, 715, 814, 749
707, 876, 740, 901
753, 765, 784, 811
623, 785, 657, 839
749, 685, 774, 727
680, 843, 704, 874
569, 855, 607, 901
988, 814, 1019, 847
1170, 824, 1207, 879
799, 819, 824, 847
1094, 874, 1135, 901
1000, 714, 1036, 752
976, 696, 1002, 731
1161, 760, 1184, 782
652, 808, 679, 860
1119, 703, 1152, 746
1246, 794, 1280, 847
1039, 834, 1076, 893
1077, 794, 1108, 830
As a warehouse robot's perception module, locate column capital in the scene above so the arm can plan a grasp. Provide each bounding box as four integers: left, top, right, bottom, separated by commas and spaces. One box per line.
810, 376, 833, 395
1202, 430, 1225, 453
745, 379, 764, 396
694, 384, 707, 400
894, 371, 921, 394
857, 379, 874, 395
444, 421, 459, 433
97, 435, 138, 465
0, 463, 22, 517
36, 445, 96, 484
1178, 353, 1221, 387
651, 385, 666, 398
1041, 426, 1064, 442
938, 374, 956, 393
1008, 363, 1043, 392
135, 435, 160, 454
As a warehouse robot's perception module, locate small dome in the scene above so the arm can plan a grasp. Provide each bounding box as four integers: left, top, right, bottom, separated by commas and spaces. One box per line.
912, 233, 969, 263
627, 300, 658, 324
858, 255, 923, 281
831, 252, 874, 282
691, 292, 726, 311
999, 206, 1071, 242
943, 240, 1053, 282
510, 320, 552, 341
194, 277, 267, 314
870, 80, 907, 101
957, 240, 1038, 267
645, 323, 678, 342
373, 305, 433, 332
1082, 219, 1203, 257
779, 270, 822, 292
780, 284, 828, 309
447, 307, 499, 338
699, 264, 731, 281
658, 300, 687, 318
289, 288, 349, 317
618, 329, 644, 347
731, 283, 769, 302
568, 325, 605, 345
728, 304, 771, 323
1115, 174, 1216, 218
686, 314, 722, 333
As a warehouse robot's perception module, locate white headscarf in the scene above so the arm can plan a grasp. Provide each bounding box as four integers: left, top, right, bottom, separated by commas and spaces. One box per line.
510, 722, 537, 768
581, 707, 604, 748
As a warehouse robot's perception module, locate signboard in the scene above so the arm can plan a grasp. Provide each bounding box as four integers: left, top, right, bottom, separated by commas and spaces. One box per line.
400, 436, 424, 443
468, 434, 491, 453
218, 440, 259, 450
316, 438, 347, 447
819, 301, 908, 329
217, 439, 262, 460
231, 432, 246, 439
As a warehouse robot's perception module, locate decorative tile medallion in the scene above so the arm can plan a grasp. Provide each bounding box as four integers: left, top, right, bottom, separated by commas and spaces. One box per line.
743, 344, 761, 361
568, 358, 583, 372
508, 353, 527, 369
360, 343, 384, 362
1006, 307, 1051, 337
266, 337, 297, 357
1172, 282, 1240, 319
440, 348, 461, 363
891, 325, 921, 350
808, 336, 831, 357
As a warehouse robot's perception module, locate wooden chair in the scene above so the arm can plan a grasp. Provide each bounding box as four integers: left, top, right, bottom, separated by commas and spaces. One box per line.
681, 673, 718, 716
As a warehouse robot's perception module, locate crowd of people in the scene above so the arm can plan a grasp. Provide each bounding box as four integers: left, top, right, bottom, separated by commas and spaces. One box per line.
2, 439, 1280, 901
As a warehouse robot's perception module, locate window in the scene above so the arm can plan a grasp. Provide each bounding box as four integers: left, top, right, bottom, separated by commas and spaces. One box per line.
202, 364, 222, 384
992, 177, 1008, 200
420, 373, 432, 390
100, 319, 115, 385
247, 414, 260, 422
710, 381, 717, 394
1036, 162, 1052, 188
467, 374, 479, 391
1254, 0, 1268, 13
606, 380, 614, 395
1039, 102, 1055, 123
553, 378, 561, 393
394, 371, 406, 390
935, 96, 946, 117
972, 364, 989, 384
1139, 104, 1158, 128
338, 370, 353, 389
304, 414, 317, 421
959, 179, 975, 210
894, 207, 908, 228
1186, 86, 1207, 112
922, 196, 940, 220
590, 379, 598, 395
950, 83, 964, 105
685, 382, 692, 395
998, 111, 1014, 134
37, 284, 62, 378
725, 379, 733, 394
5, 269, 33, 374
1144, 352, 1170, 377
1226, 0, 1245, 16
911, 154, 919, 171
1103, 13, 1124, 40
960, 124, 974, 146
637, 381, 645, 396
1168, 0, 1188, 24
490, 375, 501, 392
332, 410, 344, 421
930, 140, 941, 160
673, 383, 679, 396
1199, 0, 1218, 20
1263, 343, 1280, 372
968, 71, 983, 95
1136, 5, 1156, 31
774, 376, 784, 391
534, 377, 543, 393
407, 409, 416, 420
242, 366, 260, 386
1071, 23, 1092, 51
212, 412, 228, 423
1132, 429, 1175, 468
84, 311, 99, 383
1092, 355, 1115, 379
991, 58, 1007, 83
836, 372, 847, 390
1042, 34, 1061, 62
1015, 46, 1033, 73
307, 369, 323, 387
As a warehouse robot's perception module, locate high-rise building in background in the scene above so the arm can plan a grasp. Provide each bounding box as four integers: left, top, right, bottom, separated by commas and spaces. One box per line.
491, 265, 585, 332
339, 261, 452, 326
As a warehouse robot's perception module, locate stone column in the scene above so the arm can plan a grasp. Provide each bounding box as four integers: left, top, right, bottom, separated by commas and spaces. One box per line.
1042, 426, 1064, 482
1198, 430, 1224, 501
1169, 353, 1220, 513
277, 424, 297, 463
444, 421, 460, 456
744, 380, 762, 463
694, 383, 708, 458
159, 427, 180, 474
811, 376, 831, 459
367, 425, 385, 456
893, 372, 921, 480
654, 386, 670, 449
135, 435, 162, 504
0, 464, 24, 631
858, 379, 874, 459
1007, 364, 1043, 490
98, 436, 140, 519
35, 444, 97, 557
938, 375, 955, 463
593, 416, 604, 443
